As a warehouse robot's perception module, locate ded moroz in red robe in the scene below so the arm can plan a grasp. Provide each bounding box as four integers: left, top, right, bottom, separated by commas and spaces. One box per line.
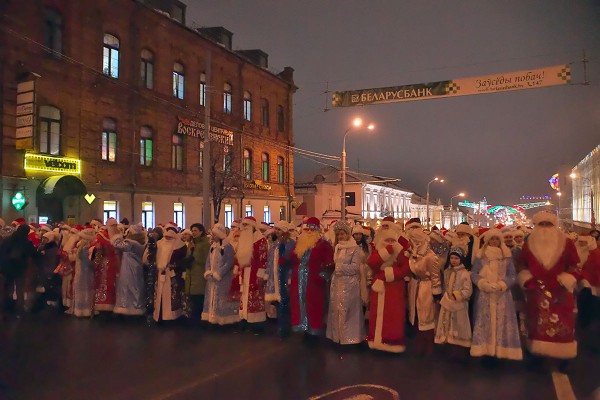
289, 237, 334, 335
367, 244, 410, 353
579, 240, 600, 296
91, 232, 119, 312
236, 232, 269, 323
518, 237, 580, 359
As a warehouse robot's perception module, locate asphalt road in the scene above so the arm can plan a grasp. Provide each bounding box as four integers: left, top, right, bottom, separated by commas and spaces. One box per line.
1, 310, 599, 400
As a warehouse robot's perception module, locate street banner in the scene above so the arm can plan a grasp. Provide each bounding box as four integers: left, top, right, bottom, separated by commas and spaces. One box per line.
332, 64, 571, 107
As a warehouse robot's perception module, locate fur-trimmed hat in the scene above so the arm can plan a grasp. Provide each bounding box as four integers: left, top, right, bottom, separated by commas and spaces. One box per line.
577, 234, 598, 250
12, 217, 26, 226
40, 224, 52, 234
405, 217, 423, 230
532, 211, 558, 226
181, 228, 192, 236
128, 223, 145, 235
351, 224, 364, 235
274, 220, 289, 231
212, 223, 228, 240
79, 226, 96, 241
241, 216, 257, 228
231, 219, 241, 229
306, 217, 320, 229
43, 231, 59, 243
449, 246, 465, 260
513, 230, 525, 238
455, 223, 473, 236
333, 220, 351, 234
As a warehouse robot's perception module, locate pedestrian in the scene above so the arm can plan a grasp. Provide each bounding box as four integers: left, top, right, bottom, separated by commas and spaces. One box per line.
435, 247, 473, 360
185, 223, 210, 323
111, 223, 146, 316
143, 234, 158, 322
202, 224, 239, 326
37, 230, 61, 309
233, 216, 268, 332
274, 222, 296, 338
326, 221, 365, 345
450, 223, 479, 271
366, 222, 410, 353
575, 234, 600, 330
517, 211, 580, 366
55, 225, 82, 310
471, 229, 522, 360
353, 225, 371, 308
91, 219, 119, 313
68, 226, 96, 318
289, 217, 334, 338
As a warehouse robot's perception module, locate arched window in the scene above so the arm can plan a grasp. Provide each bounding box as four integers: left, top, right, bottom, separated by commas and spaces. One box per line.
39, 105, 61, 155
172, 134, 183, 170
277, 105, 284, 132
243, 91, 252, 121
243, 148, 252, 180
261, 98, 269, 127
102, 118, 117, 162
141, 49, 154, 89
277, 156, 285, 183
44, 8, 62, 55
261, 152, 269, 181
223, 82, 232, 114
173, 62, 185, 99
103, 34, 119, 78
140, 126, 153, 166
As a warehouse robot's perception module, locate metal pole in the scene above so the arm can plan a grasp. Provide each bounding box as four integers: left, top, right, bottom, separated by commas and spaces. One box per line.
450, 197, 454, 229
202, 51, 212, 227
341, 133, 348, 221
426, 181, 431, 230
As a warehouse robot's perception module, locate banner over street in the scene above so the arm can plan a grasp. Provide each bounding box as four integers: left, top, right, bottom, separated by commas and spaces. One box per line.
331, 64, 571, 107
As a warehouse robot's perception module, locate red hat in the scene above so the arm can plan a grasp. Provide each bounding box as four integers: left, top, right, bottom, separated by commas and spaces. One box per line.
29, 222, 40, 230
494, 223, 505, 230
242, 216, 257, 228
405, 217, 423, 230
398, 235, 411, 251
12, 217, 26, 226
478, 227, 490, 236
306, 217, 320, 228
382, 216, 395, 223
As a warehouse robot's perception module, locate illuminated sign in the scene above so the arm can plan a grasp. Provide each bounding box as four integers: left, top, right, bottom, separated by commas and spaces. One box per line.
24, 154, 81, 174
176, 116, 234, 145
84, 193, 96, 204
549, 173, 559, 191
243, 180, 272, 191
12, 192, 28, 210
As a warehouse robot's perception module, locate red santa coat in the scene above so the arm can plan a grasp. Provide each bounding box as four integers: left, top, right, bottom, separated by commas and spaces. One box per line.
367, 245, 410, 353
91, 234, 120, 312
237, 234, 268, 323
290, 238, 334, 334
518, 239, 580, 359
580, 247, 600, 296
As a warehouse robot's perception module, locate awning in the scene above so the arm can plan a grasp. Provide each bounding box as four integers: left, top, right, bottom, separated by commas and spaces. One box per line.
37, 175, 87, 198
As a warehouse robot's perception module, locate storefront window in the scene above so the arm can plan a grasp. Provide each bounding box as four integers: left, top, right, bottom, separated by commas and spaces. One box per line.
103, 201, 117, 222
142, 201, 154, 228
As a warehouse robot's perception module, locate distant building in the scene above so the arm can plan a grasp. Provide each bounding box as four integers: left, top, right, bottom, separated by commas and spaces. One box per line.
571, 144, 600, 231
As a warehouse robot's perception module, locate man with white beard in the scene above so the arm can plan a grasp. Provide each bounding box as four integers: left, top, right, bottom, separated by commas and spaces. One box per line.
518, 211, 580, 365
233, 216, 268, 332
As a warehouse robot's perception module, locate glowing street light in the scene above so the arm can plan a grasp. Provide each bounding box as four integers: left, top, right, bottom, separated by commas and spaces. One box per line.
426, 177, 444, 229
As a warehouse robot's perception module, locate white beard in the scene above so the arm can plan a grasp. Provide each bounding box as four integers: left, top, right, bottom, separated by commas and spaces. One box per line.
450, 236, 470, 254
236, 227, 254, 266
576, 245, 590, 266
528, 226, 566, 270
156, 238, 176, 270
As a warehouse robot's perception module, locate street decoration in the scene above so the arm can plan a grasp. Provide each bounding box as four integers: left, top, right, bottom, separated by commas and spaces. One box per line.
549, 173, 560, 191
84, 193, 96, 204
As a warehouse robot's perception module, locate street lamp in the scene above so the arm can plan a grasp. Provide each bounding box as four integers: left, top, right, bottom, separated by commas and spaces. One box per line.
556, 191, 562, 224
450, 192, 465, 228
426, 177, 444, 229
341, 118, 375, 221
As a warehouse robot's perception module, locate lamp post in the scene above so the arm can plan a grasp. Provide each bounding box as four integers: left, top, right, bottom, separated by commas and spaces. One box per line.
341, 118, 374, 221
426, 177, 444, 229
450, 192, 465, 228
556, 191, 562, 227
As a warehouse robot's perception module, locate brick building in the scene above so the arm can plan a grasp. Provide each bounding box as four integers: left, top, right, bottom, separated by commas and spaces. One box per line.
0, 0, 296, 228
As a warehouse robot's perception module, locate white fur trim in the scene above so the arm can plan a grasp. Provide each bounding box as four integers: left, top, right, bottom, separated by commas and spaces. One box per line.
452, 290, 464, 302
557, 272, 577, 293
212, 271, 222, 282
201, 312, 240, 325
203, 271, 212, 279
517, 269, 533, 288
371, 279, 384, 293
455, 224, 473, 235
257, 268, 266, 279
497, 280, 508, 292
470, 344, 523, 360
378, 246, 392, 262
113, 306, 145, 316
384, 267, 395, 283
532, 211, 558, 226
368, 341, 406, 353
528, 339, 577, 359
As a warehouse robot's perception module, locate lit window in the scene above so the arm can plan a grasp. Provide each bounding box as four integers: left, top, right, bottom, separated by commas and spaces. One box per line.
140, 49, 154, 89
103, 201, 118, 222
223, 151, 232, 173
279, 206, 286, 221
102, 118, 117, 162
243, 91, 252, 121
142, 201, 154, 229
277, 156, 285, 183
261, 98, 269, 127
277, 105, 284, 132
173, 62, 185, 99
44, 8, 62, 55
172, 134, 183, 170
39, 105, 61, 155
245, 204, 253, 217
223, 82, 232, 114
140, 126, 153, 166
262, 152, 270, 181
243, 148, 252, 180
224, 204, 233, 228
103, 33, 119, 78
200, 72, 206, 106
174, 202, 184, 228
263, 206, 271, 224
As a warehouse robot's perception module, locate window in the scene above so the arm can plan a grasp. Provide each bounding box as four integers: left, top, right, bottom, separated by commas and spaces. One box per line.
224, 204, 233, 228
172, 134, 183, 170
101, 118, 117, 162
277, 105, 284, 132
200, 73, 207, 106
279, 206, 286, 221
277, 156, 285, 183
142, 202, 154, 229
245, 204, 253, 217
173, 62, 185, 99
103, 201, 118, 222
199, 145, 204, 171
103, 33, 119, 78
243, 91, 252, 121
263, 206, 271, 224
243, 148, 252, 180
39, 106, 60, 155
44, 8, 62, 55
223, 82, 232, 114
261, 98, 269, 127
140, 126, 153, 166
174, 203, 184, 228
223, 151, 232, 173
261, 152, 270, 181
140, 49, 154, 89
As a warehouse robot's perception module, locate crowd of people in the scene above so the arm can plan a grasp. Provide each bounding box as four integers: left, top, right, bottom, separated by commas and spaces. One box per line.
1, 211, 599, 369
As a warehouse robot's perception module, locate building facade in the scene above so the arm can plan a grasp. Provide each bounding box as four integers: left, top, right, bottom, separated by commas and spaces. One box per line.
571, 144, 600, 231
0, 0, 296, 227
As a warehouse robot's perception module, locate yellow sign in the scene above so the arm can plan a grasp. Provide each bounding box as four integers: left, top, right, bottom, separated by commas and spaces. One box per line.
16, 138, 34, 150
24, 154, 81, 174
243, 180, 272, 191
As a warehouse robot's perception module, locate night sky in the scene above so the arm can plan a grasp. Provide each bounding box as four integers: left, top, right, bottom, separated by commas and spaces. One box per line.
187, 0, 600, 206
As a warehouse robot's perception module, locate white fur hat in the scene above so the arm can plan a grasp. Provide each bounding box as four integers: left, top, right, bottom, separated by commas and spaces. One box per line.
274, 220, 289, 231
181, 228, 192, 236
79, 226, 96, 241
532, 211, 558, 226
241, 216, 257, 228
212, 223, 228, 240
513, 229, 525, 238
128, 223, 145, 235
351, 224, 364, 235
43, 231, 59, 243
455, 223, 473, 236
578, 235, 598, 250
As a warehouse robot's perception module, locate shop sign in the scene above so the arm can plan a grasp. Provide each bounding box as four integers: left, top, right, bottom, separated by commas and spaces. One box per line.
24, 154, 81, 174
12, 192, 29, 210
15, 80, 35, 150
243, 180, 272, 191
175, 116, 234, 146
84, 193, 96, 204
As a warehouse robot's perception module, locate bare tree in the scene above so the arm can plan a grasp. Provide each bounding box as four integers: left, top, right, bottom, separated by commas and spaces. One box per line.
209, 149, 242, 224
